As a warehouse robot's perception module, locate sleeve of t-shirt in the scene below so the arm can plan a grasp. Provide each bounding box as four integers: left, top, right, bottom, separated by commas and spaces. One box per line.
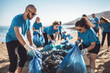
89, 30, 97, 43
32, 22, 36, 28
12, 16, 21, 27
47, 27, 51, 35
95, 18, 99, 22
27, 20, 30, 31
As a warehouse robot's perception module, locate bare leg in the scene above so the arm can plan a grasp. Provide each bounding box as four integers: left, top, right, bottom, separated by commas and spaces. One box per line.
90, 53, 97, 73
17, 67, 24, 73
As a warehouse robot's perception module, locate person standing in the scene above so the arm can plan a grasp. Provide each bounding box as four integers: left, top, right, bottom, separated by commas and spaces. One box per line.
75, 17, 100, 73
43, 21, 59, 46
100, 16, 110, 51
32, 17, 43, 36
58, 21, 66, 40
92, 14, 100, 36
6, 4, 37, 73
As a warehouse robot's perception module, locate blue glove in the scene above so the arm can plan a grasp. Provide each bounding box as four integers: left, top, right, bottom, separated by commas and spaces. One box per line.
75, 40, 80, 45
81, 48, 88, 55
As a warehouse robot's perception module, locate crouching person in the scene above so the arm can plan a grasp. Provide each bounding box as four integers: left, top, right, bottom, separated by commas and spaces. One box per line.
6, 4, 37, 73
75, 17, 100, 73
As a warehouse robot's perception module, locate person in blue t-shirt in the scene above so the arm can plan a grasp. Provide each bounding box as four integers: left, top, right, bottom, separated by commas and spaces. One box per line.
75, 17, 100, 73
32, 17, 43, 35
5, 5, 37, 73
58, 21, 66, 40
100, 16, 110, 51
43, 21, 59, 46
92, 14, 100, 36
82, 14, 94, 24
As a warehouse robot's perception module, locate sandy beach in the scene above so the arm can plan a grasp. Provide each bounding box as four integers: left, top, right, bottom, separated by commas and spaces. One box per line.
0, 32, 110, 73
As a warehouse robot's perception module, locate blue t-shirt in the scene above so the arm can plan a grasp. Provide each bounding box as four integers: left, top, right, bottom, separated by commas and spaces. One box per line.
43, 26, 58, 35
93, 17, 99, 28
100, 22, 110, 32
78, 28, 100, 46
33, 22, 42, 34
6, 14, 30, 43
59, 25, 62, 33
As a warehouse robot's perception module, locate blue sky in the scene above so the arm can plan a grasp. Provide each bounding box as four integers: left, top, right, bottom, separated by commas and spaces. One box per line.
0, 0, 110, 26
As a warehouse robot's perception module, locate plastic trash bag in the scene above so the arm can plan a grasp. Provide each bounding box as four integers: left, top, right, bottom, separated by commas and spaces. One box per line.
42, 43, 56, 52
56, 44, 87, 73
33, 32, 45, 47
55, 44, 65, 50
68, 34, 73, 39
61, 40, 69, 44
29, 50, 43, 73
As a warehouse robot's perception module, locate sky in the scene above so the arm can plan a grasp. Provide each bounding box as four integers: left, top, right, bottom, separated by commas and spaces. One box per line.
0, 0, 110, 26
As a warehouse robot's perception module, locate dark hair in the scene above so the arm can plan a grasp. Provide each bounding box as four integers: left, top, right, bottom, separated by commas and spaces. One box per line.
25, 4, 36, 10
59, 21, 62, 25
75, 17, 94, 29
92, 13, 95, 16
50, 21, 60, 26
82, 14, 87, 17
100, 16, 110, 23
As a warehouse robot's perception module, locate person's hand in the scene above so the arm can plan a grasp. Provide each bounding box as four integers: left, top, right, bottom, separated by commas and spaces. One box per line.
75, 40, 80, 45
28, 50, 36, 57
81, 48, 88, 55
52, 40, 56, 44
24, 44, 33, 52
31, 44, 36, 48
24, 44, 36, 57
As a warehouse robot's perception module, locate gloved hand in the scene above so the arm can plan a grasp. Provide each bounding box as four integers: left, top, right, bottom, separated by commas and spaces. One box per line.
52, 40, 56, 44
31, 44, 36, 48
75, 40, 80, 45
24, 44, 36, 57
81, 48, 88, 55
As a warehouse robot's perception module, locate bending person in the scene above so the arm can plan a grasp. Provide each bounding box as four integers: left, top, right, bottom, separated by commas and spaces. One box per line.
6, 4, 37, 73
75, 17, 100, 73
43, 21, 59, 46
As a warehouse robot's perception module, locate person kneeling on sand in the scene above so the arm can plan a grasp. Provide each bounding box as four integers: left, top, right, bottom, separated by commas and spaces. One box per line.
6, 4, 37, 73
75, 17, 100, 73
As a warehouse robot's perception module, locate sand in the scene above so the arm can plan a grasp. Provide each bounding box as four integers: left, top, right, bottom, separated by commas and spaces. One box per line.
0, 32, 110, 73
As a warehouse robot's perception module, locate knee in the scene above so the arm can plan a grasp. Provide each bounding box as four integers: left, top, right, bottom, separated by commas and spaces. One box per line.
19, 54, 27, 67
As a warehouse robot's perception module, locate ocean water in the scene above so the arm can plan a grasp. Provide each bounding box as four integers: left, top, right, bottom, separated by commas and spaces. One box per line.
0, 25, 75, 42
0, 26, 9, 42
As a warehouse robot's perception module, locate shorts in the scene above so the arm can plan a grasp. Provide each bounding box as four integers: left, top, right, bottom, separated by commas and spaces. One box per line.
79, 43, 100, 54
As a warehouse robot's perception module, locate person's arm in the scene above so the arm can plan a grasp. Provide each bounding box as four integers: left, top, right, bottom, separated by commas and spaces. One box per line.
14, 27, 26, 46
32, 27, 37, 32
41, 27, 43, 34
100, 26, 103, 31
47, 34, 53, 42
77, 37, 81, 42
54, 32, 58, 41
27, 30, 33, 46
86, 42, 96, 51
